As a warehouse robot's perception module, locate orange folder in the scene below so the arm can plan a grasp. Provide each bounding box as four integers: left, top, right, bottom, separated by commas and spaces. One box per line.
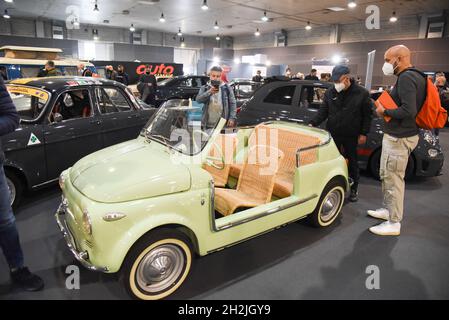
375, 91, 398, 122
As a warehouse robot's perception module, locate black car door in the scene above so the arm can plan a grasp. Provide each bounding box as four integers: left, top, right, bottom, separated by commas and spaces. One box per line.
43, 87, 103, 181
95, 86, 148, 147
259, 84, 298, 122
294, 83, 328, 125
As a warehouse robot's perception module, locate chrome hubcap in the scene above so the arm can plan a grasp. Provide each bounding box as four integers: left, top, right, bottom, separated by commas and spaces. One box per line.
320, 189, 341, 222
6, 177, 16, 206
136, 244, 185, 294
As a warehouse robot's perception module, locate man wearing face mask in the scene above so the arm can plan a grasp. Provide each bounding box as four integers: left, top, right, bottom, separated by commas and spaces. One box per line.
196, 66, 237, 129
309, 65, 373, 202
368, 45, 425, 236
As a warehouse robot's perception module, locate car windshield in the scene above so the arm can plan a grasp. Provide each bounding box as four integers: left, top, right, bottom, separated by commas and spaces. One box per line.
234, 82, 262, 99
157, 78, 173, 86
6, 84, 50, 122
142, 99, 221, 155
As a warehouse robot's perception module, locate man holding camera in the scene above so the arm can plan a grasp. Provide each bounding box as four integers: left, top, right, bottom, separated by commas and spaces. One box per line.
196, 66, 237, 129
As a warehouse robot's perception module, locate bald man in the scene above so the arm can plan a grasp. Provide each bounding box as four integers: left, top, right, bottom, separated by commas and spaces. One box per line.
368, 45, 426, 236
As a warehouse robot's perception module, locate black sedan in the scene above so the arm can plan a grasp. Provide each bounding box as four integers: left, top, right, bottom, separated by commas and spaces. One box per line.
3, 77, 156, 207
237, 79, 444, 180
153, 75, 209, 107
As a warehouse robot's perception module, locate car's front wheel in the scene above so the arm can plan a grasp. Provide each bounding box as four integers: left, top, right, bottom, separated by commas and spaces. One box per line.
121, 228, 193, 300
307, 179, 345, 227
5, 170, 23, 210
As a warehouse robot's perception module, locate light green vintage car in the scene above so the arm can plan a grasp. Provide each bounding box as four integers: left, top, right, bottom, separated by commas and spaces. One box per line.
55, 99, 348, 300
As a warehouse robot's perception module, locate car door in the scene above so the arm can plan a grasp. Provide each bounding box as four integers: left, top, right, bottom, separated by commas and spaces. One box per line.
95, 86, 147, 148
43, 87, 103, 181
176, 77, 200, 99
294, 83, 328, 125
259, 84, 298, 122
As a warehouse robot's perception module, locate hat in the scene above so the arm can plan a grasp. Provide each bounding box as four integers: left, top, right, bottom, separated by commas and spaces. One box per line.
331, 65, 350, 81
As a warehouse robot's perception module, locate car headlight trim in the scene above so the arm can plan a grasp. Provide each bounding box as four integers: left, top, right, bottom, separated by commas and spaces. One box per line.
59, 172, 66, 190
428, 148, 439, 158
423, 130, 436, 146
82, 209, 92, 235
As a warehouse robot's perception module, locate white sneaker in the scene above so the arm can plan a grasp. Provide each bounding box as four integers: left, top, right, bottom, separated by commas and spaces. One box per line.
367, 208, 389, 220
369, 221, 401, 236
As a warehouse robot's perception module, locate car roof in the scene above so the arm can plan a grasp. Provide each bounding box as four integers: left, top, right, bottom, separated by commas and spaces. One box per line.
7, 76, 123, 91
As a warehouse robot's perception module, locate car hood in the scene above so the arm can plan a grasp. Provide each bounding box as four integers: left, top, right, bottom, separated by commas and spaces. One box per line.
70, 139, 191, 203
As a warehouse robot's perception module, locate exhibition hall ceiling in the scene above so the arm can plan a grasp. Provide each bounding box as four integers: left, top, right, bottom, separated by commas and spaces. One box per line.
2, 0, 449, 36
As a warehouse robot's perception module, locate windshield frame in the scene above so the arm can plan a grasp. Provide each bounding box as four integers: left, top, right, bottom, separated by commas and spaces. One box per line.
141, 100, 223, 156
6, 84, 52, 124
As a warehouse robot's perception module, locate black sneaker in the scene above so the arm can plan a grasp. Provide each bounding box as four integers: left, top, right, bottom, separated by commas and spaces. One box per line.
10, 267, 44, 292
349, 189, 358, 202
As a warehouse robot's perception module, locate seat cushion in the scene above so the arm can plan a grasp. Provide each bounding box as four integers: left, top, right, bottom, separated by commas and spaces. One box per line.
214, 188, 265, 216
273, 177, 293, 198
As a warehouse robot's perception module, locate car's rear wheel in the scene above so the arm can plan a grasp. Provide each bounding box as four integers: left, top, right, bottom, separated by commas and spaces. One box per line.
5, 170, 23, 210
307, 180, 345, 227
120, 228, 193, 300
369, 149, 415, 180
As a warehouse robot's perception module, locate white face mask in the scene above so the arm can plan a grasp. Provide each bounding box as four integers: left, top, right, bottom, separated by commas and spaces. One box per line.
334, 82, 346, 93
382, 61, 397, 76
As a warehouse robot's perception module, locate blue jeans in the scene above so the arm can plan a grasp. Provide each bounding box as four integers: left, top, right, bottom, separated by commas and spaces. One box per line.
0, 165, 24, 269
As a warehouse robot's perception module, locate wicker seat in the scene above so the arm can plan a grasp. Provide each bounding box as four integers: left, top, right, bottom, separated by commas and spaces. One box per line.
228, 125, 320, 198
215, 144, 283, 216
204, 134, 238, 187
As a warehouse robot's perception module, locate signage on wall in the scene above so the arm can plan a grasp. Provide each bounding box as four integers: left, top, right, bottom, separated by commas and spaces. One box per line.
93, 60, 183, 84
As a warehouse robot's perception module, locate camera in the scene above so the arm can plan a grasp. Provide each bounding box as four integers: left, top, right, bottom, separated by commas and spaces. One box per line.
211, 80, 221, 89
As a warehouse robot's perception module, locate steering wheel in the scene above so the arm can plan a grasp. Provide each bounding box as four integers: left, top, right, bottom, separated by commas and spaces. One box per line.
193, 130, 225, 170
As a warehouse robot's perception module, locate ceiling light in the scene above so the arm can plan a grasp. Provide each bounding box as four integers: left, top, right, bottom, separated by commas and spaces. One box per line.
213, 56, 220, 64
5, 0, 14, 3
390, 11, 398, 22
214, 21, 219, 30
93, 29, 99, 40
332, 55, 342, 64
234, 58, 241, 64
305, 21, 312, 30
261, 11, 269, 22
347, 1, 357, 9
254, 28, 260, 36
177, 27, 182, 36
180, 37, 185, 47
129, 24, 136, 32
327, 7, 346, 12
266, 60, 272, 66
73, 18, 80, 27
201, 0, 208, 10
216, 34, 221, 41
159, 12, 165, 22
93, 1, 99, 12
3, 9, 10, 19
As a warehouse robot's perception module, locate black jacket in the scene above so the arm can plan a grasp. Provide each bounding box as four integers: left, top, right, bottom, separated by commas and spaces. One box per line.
0, 77, 20, 163
116, 72, 129, 86
310, 79, 373, 137
383, 68, 425, 138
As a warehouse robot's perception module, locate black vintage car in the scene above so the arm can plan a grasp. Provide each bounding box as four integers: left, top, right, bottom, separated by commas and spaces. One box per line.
3, 77, 156, 207
153, 75, 209, 107
229, 79, 263, 112
237, 79, 444, 180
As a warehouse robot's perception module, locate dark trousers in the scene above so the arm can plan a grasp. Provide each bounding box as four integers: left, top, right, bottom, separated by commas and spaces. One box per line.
0, 165, 24, 269
333, 135, 360, 191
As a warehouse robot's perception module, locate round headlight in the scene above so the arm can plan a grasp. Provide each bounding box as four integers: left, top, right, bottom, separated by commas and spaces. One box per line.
428, 149, 439, 158
82, 209, 92, 235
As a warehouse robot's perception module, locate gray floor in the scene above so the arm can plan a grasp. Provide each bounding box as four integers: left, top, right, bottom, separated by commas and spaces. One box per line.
1, 129, 449, 300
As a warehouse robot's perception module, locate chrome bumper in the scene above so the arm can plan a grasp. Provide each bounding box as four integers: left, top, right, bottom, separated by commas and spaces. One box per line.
55, 201, 108, 272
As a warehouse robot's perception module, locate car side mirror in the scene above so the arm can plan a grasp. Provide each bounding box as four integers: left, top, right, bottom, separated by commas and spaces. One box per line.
63, 93, 74, 107
53, 112, 63, 123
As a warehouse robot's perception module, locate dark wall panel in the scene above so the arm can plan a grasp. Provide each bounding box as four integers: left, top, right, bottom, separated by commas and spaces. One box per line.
113, 43, 174, 62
